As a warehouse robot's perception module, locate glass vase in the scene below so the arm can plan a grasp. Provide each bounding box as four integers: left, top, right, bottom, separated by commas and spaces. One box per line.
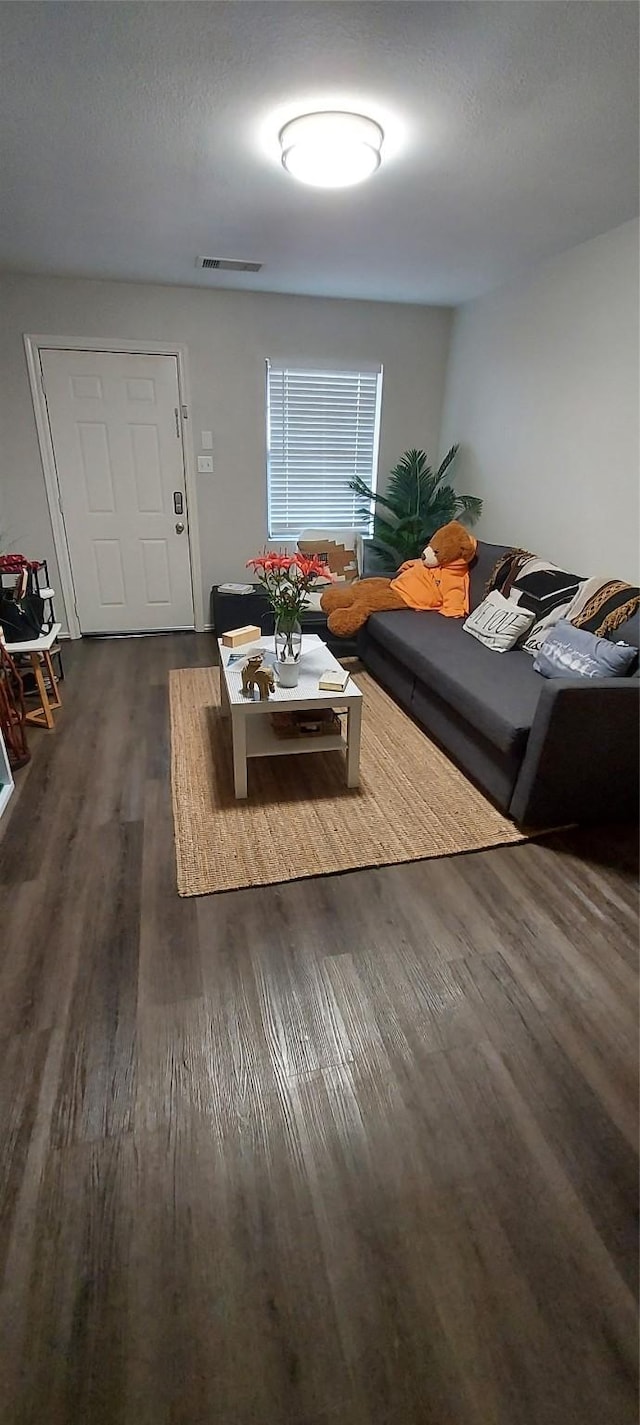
274, 613, 302, 686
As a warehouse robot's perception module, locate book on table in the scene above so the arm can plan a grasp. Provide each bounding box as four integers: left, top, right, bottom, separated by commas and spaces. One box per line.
318, 667, 350, 692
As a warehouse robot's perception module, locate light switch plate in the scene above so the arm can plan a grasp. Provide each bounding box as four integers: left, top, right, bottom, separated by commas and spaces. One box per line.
197, 455, 213, 473
201, 430, 213, 450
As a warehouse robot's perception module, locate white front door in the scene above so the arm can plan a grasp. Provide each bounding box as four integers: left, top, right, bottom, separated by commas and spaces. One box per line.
40, 349, 194, 634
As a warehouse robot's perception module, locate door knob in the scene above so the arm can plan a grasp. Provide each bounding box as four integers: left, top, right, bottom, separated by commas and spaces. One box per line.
175, 521, 185, 534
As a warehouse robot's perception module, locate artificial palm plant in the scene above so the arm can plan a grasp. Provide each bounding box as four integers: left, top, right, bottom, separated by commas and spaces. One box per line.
350, 446, 482, 567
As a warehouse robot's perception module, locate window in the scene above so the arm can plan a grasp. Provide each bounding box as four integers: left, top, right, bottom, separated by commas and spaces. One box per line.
266, 362, 383, 538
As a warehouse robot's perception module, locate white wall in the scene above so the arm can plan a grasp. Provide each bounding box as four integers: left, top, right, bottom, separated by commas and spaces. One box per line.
440, 219, 639, 582
0, 274, 452, 631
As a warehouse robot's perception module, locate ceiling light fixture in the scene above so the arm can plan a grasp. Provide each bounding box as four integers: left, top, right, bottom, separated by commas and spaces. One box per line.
279, 111, 384, 188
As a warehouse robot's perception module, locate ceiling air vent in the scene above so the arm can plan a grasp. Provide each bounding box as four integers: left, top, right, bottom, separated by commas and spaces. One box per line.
196, 255, 263, 273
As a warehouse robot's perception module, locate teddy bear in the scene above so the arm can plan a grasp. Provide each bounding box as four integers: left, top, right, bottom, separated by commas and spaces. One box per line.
320, 520, 478, 637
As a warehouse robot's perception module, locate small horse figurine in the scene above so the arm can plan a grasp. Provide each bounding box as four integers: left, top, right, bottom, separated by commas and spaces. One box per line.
241, 653, 275, 701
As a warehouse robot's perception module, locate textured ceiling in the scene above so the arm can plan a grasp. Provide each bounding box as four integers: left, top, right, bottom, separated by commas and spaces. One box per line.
1, 1, 638, 304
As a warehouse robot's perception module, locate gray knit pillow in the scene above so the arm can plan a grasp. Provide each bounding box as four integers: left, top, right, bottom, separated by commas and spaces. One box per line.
533, 621, 638, 679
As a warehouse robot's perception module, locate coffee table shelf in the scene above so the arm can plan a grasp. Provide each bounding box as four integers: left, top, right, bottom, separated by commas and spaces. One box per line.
246, 718, 346, 759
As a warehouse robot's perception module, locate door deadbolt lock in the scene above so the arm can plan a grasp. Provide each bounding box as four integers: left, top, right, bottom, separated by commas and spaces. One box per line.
175, 521, 185, 534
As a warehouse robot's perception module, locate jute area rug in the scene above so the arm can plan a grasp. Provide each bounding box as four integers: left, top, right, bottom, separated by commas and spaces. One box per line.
170, 666, 526, 896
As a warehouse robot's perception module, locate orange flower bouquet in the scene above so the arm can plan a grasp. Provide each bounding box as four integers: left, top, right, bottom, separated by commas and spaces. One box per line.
246, 551, 334, 667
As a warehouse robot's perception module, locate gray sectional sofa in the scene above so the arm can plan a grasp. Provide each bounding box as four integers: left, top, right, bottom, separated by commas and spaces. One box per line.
358, 540, 639, 827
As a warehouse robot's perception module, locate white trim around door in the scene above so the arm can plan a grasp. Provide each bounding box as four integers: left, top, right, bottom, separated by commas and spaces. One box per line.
24, 334, 205, 639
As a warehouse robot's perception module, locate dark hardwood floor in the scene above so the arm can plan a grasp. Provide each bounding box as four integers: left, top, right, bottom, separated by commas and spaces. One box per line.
0, 633, 637, 1425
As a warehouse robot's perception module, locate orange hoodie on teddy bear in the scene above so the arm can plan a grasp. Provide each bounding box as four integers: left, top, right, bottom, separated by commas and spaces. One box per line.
320, 521, 477, 638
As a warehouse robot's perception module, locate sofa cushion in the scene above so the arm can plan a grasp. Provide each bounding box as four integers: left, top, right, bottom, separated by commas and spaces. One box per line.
367, 609, 544, 757
614, 609, 640, 672
613, 607, 639, 653
469, 541, 511, 611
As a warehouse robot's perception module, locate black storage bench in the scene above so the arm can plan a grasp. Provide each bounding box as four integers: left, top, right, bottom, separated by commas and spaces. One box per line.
210, 585, 359, 658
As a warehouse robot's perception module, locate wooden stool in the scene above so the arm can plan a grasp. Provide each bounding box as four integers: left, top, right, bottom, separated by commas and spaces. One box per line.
4, 623, 62, 731
24, 648, 62, 729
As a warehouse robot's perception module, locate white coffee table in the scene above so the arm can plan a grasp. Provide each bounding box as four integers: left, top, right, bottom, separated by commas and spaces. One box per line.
218, 634, 363, 799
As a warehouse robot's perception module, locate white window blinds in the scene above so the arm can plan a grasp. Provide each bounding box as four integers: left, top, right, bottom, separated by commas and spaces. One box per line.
266, 363, 383, 538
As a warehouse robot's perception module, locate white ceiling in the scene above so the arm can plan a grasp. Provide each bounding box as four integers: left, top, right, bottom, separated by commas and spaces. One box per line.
1, 1, 638, 305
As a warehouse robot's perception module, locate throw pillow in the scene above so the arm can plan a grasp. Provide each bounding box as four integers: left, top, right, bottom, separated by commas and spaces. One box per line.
533, 620, 638, 680
463, 590, 535, 653
297, 531, 360, 582
297, 530, 361, 612
507, 558, 585, 653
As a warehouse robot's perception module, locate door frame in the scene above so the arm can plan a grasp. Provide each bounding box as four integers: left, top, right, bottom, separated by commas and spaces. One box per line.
24, 334, 204, 639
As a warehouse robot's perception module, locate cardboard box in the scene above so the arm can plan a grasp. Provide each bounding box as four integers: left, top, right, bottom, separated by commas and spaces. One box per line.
221, 624, 262, 648
271, 710, 341, 739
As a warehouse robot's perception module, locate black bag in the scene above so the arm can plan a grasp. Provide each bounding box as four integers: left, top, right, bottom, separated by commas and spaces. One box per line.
0, 591, 45, 644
